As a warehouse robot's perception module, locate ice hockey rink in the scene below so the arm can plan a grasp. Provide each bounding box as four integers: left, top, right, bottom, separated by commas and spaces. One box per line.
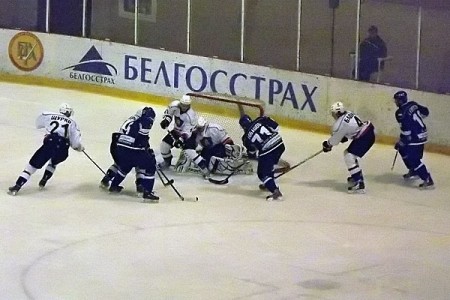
1, 81, 449, 300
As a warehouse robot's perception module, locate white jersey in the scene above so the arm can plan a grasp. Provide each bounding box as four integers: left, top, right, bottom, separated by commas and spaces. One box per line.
36, 112, 82, 150
328, 111, 371, 146
163, 100, 197, 139
196, 122, 232, 148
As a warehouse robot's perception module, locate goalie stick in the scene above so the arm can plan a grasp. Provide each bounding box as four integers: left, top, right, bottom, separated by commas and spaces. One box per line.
274, 149, 323, 179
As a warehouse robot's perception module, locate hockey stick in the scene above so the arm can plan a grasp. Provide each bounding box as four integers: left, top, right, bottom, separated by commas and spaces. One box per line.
156, 168, 174, 187
274, 149, 323, 179
208, 162, 248, 185
82, 150, 106, 175
157, 168, 185, 201
391, 150, 398, 171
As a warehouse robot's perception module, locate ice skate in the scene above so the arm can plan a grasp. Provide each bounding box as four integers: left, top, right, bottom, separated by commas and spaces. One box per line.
8, 185, 21, 196
143, 191, 159, 203
99, 177, 110, 189
136, 184, 145, 197
347, 177, 355, 185
348, 181, 365, 194
266, 189, 283, 201
419, 176, 435, 190
259, 184, 268, 191
109, 185, 124, 194
38, 178, 47, 190
403, 170, 419, 180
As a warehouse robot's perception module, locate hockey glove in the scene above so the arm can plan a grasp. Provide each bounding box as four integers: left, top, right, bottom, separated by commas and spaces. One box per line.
74, 144, 85, 152
322, 141, 332, 153
341, 137, 348, 143
173, 139, 184, 149
160, 118, 170, 130
394, 140, 406, 150
146, 147, 155, 156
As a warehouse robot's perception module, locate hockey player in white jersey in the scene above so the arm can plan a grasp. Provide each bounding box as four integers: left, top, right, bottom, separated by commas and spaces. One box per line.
159, 94, 198, 168
321, 102, 375, 193
174, 116, 251, 177
8, 103, 84, 195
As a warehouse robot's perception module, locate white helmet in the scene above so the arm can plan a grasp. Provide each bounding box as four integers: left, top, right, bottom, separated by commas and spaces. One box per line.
197, 116, 207, 128
59, 103, 74, 117
330, 102, 345, 114
180, 94, 192, 106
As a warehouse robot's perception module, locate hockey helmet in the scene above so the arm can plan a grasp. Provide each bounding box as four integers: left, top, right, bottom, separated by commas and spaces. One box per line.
239, 114, 252, 130
197, 116, 207, 128
180, 94, 192, 106
393, 90, 408, 106
142, 106, 156, 123
330, 102, 345, 119
59, 103, 74, 117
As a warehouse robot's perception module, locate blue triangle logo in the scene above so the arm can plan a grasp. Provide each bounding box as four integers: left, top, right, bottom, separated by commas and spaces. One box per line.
63, 46, 117, 76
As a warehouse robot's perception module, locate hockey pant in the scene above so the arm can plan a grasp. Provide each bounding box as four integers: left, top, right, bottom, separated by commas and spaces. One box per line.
15, 134, 70, 186
110, 146, 156, 193
257, 143, 285, 193
345, 123, 375, 183
398, 144, 429, 180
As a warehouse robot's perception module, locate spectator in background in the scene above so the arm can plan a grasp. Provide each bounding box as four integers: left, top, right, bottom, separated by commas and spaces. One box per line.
357, 25, 387, 81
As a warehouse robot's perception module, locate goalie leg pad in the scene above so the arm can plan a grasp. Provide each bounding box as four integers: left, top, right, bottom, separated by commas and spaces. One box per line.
225, 144, 245, 160
174, 150, 201, 174
209, 156, 253, 175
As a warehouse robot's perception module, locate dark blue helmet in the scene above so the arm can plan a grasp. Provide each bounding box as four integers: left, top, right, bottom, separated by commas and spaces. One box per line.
393, 91, 408, 106
239, 114, 252, 130
142, 107, 156, 123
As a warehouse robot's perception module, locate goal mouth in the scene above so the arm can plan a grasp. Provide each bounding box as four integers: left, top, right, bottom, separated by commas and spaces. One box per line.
187, 92, 265, 120
186, 92, 290, 175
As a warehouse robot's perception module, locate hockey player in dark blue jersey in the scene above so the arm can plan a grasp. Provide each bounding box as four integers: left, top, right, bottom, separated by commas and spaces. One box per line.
107, 107, 160, 202
393, 91, 434, 189
239, 114, 285, 201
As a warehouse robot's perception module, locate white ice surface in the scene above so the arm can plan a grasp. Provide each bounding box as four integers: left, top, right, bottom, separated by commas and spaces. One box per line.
0, 82, 449, 300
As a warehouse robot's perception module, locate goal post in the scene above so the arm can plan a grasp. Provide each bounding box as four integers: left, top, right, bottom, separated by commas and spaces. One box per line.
187, 92, 266, 144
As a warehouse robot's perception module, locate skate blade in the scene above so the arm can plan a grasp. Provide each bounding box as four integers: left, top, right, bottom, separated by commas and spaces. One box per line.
7, 190, 17, 196
419, 185, 435, 190
142, 199, 159, 203
348, 189, 366, 194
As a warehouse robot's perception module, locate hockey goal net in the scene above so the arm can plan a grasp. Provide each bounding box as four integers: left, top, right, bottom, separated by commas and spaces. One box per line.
187, 92, 290, 173
187, 92, 265, 144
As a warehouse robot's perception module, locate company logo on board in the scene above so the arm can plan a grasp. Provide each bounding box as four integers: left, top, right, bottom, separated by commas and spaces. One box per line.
8, 32, 44, 72
63, 46, 117, 84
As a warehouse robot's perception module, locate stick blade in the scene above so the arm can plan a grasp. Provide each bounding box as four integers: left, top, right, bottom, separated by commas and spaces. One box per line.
208, 177, 229, 185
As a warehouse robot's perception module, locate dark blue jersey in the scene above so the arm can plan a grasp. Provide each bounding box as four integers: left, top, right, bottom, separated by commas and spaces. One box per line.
241, 116, 283, 156
117, 114, 152, 150
395, 101, 429, 145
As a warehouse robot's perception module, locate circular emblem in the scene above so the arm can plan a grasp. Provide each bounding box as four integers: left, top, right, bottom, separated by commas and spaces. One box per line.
8, 32, 44, 72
